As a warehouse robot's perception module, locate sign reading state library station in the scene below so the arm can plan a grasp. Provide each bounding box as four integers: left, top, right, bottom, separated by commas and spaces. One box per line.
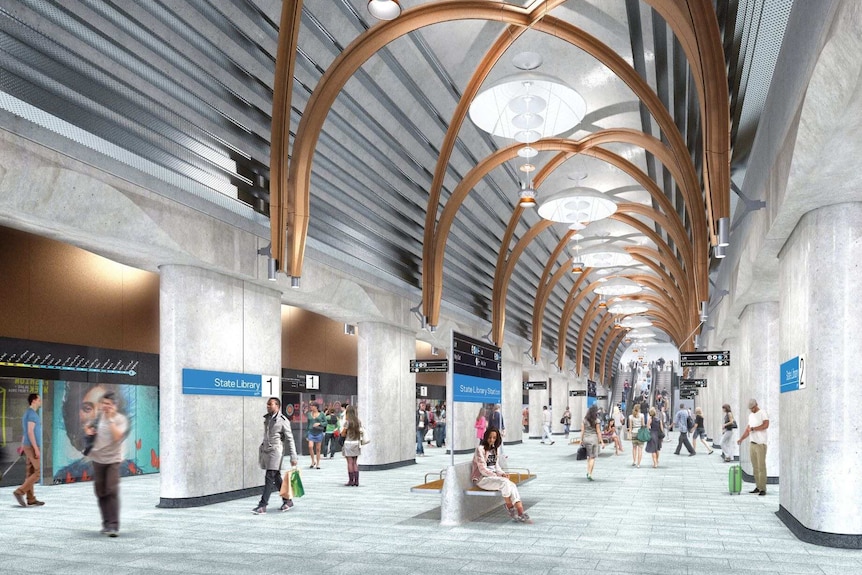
182, 368, 281, 397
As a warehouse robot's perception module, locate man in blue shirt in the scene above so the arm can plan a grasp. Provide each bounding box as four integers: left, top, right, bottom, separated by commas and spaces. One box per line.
673, 403, 696, 456
14, 393, 44, 507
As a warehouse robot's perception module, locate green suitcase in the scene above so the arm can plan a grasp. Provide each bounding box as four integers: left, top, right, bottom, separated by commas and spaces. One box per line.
729, 464, 742, 495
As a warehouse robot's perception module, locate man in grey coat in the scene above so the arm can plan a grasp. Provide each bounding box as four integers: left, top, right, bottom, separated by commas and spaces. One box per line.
253, 397, 298, 514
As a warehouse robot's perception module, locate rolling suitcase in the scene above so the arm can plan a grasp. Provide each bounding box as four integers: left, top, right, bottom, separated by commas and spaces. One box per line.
729, 464, 742, 495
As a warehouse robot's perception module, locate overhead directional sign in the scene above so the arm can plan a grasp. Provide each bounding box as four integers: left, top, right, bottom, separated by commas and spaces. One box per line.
569, 390, 586, 397
524, 380, 548, 391
452, 331, 501, 403
680, 379, 708, 388
410, 359, 449, 373
182, 368, 280, 397
680, 351, 731, 367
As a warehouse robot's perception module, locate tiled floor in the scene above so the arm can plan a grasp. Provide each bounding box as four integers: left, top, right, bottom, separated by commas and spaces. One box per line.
2, 437, 859, 574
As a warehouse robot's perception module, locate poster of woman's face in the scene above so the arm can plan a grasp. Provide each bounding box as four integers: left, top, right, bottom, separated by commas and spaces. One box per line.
53, 381, 159, 484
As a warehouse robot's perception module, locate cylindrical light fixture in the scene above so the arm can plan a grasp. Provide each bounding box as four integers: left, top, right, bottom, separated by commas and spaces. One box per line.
714, 244, 726, 259
367, 0, 401, 20
694, 334, 701, 349
717, 216, 730, 247
267, 257, 278, 281
700, 301, 708, 322
290, 276, 301, 289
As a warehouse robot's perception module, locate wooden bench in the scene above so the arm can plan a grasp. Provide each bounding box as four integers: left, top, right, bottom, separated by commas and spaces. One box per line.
410, 470, 446, 494
410, 463, 537, 525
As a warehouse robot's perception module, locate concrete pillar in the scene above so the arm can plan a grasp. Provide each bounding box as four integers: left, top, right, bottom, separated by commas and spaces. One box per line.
737, 302, 780, 483
356, 321, 415, 469
550, 371, 568, 435
721, 337, 740, 459
570, 372, 587, 434
502, 355, 523, 444
777, 202, 862, 545
527, 368, 549, 439
159, 265, 281, 506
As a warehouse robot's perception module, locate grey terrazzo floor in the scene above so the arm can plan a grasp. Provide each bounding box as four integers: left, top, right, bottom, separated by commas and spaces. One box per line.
2, 437, 860, 574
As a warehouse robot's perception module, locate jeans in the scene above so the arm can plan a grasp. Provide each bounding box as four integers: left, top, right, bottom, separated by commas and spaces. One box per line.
323, 432, 337, 457
434, 423, 446, 447
259, 469, 288, 507
416, 428, 425, 454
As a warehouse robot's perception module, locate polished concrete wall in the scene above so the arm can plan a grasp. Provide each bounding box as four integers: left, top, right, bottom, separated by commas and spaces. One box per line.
159, 265, 281, 502
779, 203, 862, 535
737, 302, 780, 480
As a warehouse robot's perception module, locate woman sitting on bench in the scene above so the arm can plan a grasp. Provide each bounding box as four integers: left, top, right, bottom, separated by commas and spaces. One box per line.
471, 427, 530, 523
602, 418, 624, 455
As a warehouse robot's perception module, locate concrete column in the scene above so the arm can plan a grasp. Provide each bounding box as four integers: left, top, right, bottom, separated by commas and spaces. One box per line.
570, 372, 587, 433
737, 302, 780, 483
356, 321, 415, 469
721, 337, 740, 459
527, 368, 549, 439
502, 356, 523, 444
778, 202, 862, 544
550, 372, 568, 435
159, 265, 281, 506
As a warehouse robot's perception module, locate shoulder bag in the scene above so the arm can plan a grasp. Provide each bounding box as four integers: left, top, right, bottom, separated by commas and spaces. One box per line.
360, 427, 371, 445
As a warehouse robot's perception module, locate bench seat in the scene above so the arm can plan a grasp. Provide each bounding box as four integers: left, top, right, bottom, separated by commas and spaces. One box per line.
465, 472, 536, 495
410, 478, 445, 493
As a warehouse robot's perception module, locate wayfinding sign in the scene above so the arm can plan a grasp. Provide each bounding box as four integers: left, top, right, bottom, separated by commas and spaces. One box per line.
680, 351, 730, 367
410, 359, 449, 373
569, 390, 586, 397
452, 332, 501, 403
780, 355, 806, 393
523, 380, 548, 391
182, 368, 281, 397
680, 379, 707, 388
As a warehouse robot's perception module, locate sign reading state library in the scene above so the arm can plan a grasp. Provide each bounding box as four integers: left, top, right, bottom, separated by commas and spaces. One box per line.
182, 368, 281, 397
452, 331, 501, 403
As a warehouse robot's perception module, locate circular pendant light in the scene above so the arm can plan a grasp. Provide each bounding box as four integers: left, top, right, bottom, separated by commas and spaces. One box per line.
577, 245, 634, 268
608, 301, 649, 315
594, 277, 642, 296
537, 187, 617, 225
367, 0, 402, 20
620, 316, 653, 329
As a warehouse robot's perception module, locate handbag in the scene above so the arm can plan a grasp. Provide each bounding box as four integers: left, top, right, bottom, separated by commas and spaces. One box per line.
279, 469, 293, 499
637, 427, 651, 442
360, 427, 371, 446
576, 445, 587, 460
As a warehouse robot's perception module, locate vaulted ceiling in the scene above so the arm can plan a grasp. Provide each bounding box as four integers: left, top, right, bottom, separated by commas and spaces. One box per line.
0, 0, 793, 380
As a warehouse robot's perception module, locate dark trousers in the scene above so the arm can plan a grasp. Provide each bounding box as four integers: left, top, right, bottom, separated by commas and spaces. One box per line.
323, 433, 337, 457
259, 469, 288, 507
675, 432, 695, 455
93, 461, 120, 530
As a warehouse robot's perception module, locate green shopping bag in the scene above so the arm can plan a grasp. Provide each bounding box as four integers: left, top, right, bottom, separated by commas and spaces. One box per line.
289, 468, 305, 498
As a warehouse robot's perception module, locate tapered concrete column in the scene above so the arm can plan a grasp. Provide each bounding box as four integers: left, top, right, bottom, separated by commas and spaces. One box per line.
159, 265, 281, 506
551, 373, 568, 435
570, 373, 587, 433
777, 202, 862, 547
357, 322, 415, 469
719, 338, 740, 456
527, 368, 549, 439
502, 356, 523, 444
737, 302, 780, 483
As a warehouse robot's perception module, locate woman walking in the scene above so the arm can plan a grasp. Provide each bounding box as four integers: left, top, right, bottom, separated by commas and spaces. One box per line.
720, 404, 737, 462
341, 405, 365, 486
644, 407, 665, 468
306, 402, 326, 468
580, 405, 604, 480
471, 427, 529, 522
628, 404, 646, 468
475, 407, 488, 444
691, 406, 714, 454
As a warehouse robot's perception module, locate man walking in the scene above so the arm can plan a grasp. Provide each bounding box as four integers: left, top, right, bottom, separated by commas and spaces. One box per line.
540, 406, 554, 445
253, 397, 298, 514
673, 403, 696, 456
737, 398, 769, 495
416, 402, 429, 456
86, 392, 128, 536
13, 393, 44, 507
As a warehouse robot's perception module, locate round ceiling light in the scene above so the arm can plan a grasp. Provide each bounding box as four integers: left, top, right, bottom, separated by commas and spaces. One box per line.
620, 315, 653, 329
469, 72, 586, 140
577, 245, 634, 268
537, 187, 617, 225
594, 277, 642, 296
608, 301, 649, 315
518, 146, 538, 158
628, 328, 656, 339
367, 0, 401, 20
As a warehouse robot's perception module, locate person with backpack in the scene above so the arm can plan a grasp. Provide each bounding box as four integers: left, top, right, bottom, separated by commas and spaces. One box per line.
673, 403, 696, 456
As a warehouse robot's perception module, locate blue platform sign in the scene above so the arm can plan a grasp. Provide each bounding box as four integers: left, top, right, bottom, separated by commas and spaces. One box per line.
453, 373, 502, 403
183, 368, 279, 397
780, 355, 806, 394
